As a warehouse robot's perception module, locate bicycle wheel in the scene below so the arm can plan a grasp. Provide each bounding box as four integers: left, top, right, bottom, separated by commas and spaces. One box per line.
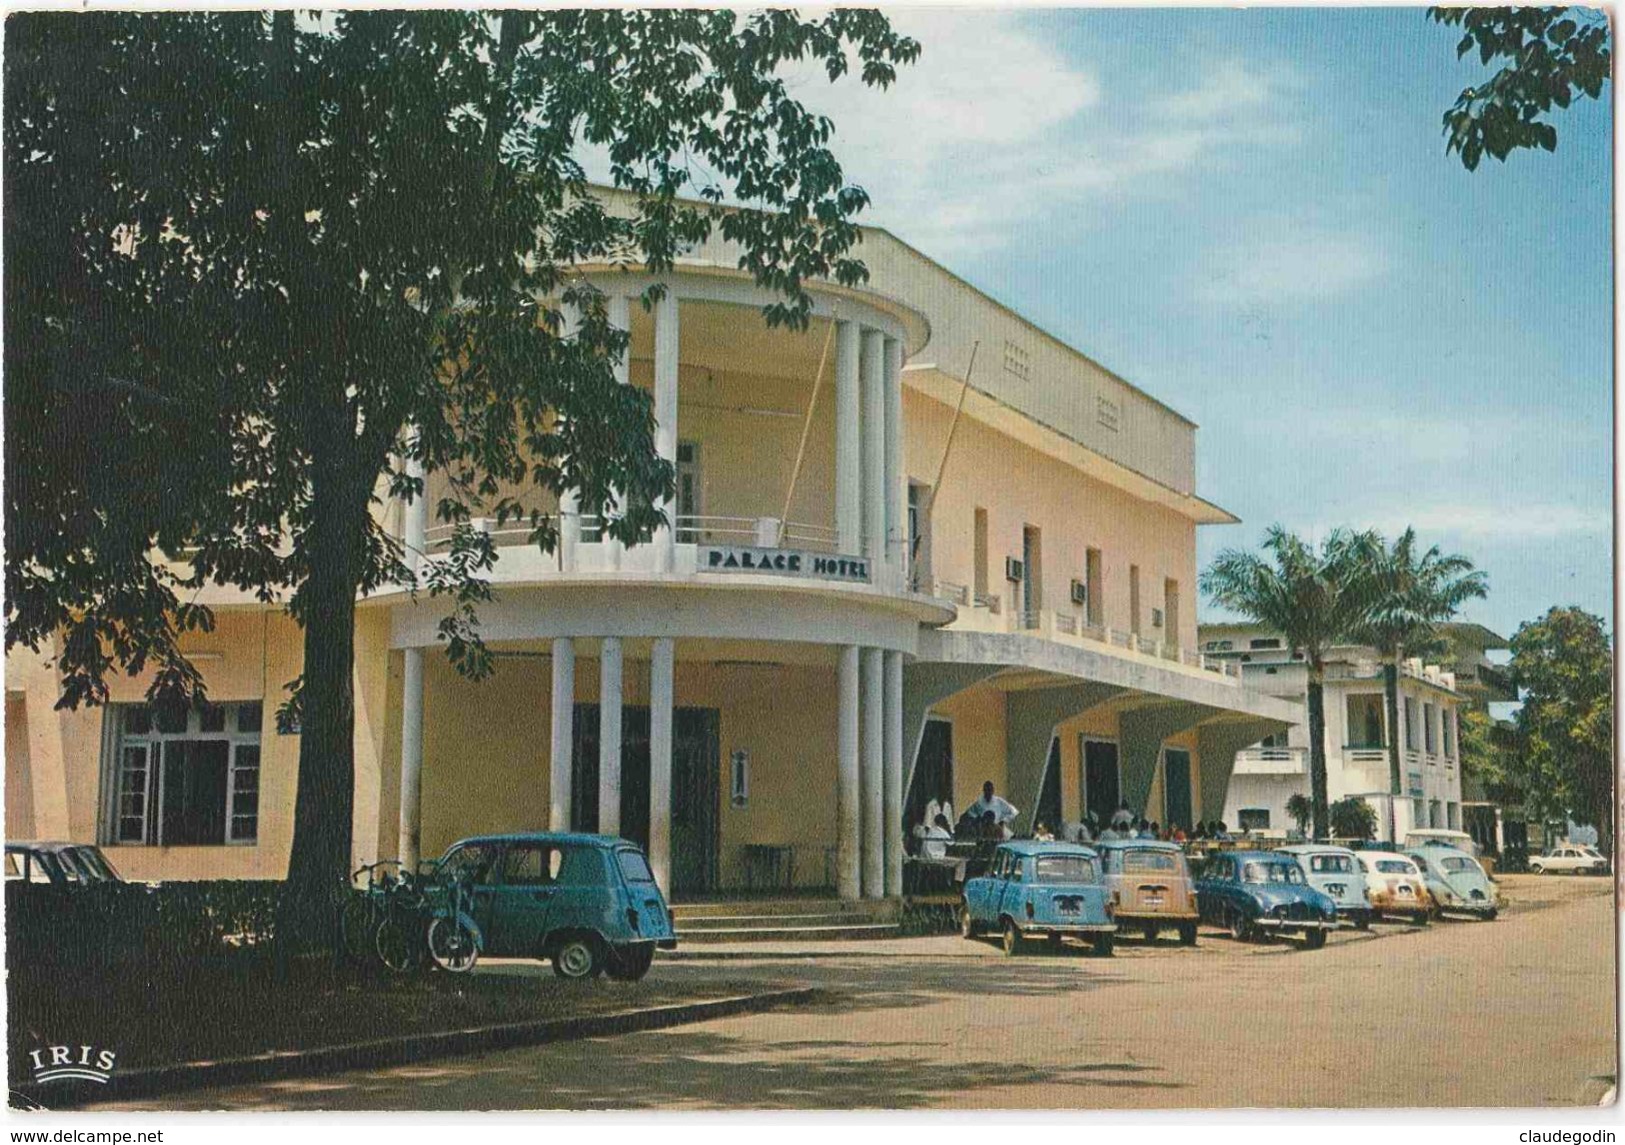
339, 894, 378, 963
375, 910, 423, 974
426, 914, 480, 974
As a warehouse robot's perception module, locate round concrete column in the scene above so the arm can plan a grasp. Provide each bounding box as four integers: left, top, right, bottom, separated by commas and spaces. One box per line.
861, 645, 885, 899
549, 637, 575, 831
598, 636, 623, 836
836, 644, 861, 900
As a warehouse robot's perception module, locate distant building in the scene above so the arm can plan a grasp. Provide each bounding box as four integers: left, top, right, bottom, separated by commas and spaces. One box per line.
1196, 621, 1512, 844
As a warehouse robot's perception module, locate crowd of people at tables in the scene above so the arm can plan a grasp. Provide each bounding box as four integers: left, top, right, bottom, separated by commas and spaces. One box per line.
909, 779, 1237, 861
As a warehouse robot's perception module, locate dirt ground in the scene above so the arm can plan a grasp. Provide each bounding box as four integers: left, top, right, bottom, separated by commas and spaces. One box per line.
81, 873, 1616, 1111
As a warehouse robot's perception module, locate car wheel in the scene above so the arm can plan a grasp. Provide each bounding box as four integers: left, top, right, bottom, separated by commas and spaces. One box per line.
1530, 862, 1545, 875
605, 942, 655, 982
426, 915, 480, 974
1228, 909, 1251, 942
1092, 933, 1115, 958
1411, 911, 1430, 927
1303, 928, 1328, 951
1178, 922, 1198, 947
960, 906, 981, 940
1001, 919, 1021, 956
1046, 932, 1064, 950
551, 933, 605, 979
1486, 907, 1499, 922
1355, 912, 1371, 931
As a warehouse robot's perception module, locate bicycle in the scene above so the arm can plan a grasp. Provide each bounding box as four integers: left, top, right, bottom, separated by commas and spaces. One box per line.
338, 860, 408, 964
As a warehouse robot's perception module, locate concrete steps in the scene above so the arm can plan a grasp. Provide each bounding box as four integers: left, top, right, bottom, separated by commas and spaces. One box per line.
672, 897, 902, 943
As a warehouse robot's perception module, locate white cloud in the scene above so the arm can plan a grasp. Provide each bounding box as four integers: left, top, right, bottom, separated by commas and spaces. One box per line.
780, 14, 1302, 256
1194, 226, 1391, 308
1351, 503, 1612, 541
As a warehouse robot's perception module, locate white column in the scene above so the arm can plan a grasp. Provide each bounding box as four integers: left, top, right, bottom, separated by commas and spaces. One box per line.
883, 336, 905, 585
598, 637, 623, 836
653, 289, 680, 572
883, 649, 904, 898
397, 647, 425, 871
649, 638, 675, 895
836, 644, 861, 900
860, 645, 884, 899
603, 293, 631, 571
861, 329, 886, 568
403, 456, 428, 581
549, 637, 575, 831
834, 320, 862, 556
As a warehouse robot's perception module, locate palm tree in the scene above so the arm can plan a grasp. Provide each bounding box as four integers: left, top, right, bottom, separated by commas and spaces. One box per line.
1200, 526, 1368, 840
1348, 528, 1488, 843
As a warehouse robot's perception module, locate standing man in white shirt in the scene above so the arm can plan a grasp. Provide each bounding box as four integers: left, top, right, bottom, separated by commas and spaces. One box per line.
967, 780, 1019, 837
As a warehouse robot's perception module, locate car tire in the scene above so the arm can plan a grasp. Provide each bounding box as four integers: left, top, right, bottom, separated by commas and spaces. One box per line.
605, 942, 655, 982
960, 906, 981, 940
1486, 907, 1499, 922
1303, 928, 1328, 951
551, 932, 606, 980
1002, 919, 1021, 957
1228, 909, 1252, 943
1046, 932, 1064, 950
1092, 934, 1115, 958
1530, 862, 1545, 875
1355, 912, 1371, 931
1178, 922, 1198, 947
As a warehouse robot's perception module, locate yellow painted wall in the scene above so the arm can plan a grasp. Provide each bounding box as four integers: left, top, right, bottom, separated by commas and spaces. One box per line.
928, 684, 1009, 813
905, 389, 1198, 651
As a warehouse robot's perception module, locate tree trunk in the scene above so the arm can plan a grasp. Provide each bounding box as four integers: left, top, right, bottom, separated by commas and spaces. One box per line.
1384, 660, 1402, 845
274, 459, 370, 966
1307, 673, 1330, 841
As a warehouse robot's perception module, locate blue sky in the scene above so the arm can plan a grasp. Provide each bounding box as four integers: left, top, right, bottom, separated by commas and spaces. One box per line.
791, 6, 1613, 641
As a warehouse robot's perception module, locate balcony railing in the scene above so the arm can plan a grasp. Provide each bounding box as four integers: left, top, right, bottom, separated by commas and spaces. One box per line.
1234, 746, 1306, 775
424, 513, 839, 555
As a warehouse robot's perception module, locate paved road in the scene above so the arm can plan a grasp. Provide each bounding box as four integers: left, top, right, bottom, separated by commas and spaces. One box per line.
90, 874, 1615, 1110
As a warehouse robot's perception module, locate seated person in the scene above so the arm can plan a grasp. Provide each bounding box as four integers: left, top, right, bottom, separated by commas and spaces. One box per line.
955, 809, 981, 840
1033, 821, 1056, 842
919, 814, 953, 861
978, 810, 1002, 840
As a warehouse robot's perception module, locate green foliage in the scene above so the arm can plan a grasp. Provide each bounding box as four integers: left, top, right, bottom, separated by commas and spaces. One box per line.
1430, 7, 1610, 169
1286, 793, 1314, 834
1507, 607, 1613, 843
1347, 529, 1488, 664
1330, 797, 1378, 841
6, 880, 283, 976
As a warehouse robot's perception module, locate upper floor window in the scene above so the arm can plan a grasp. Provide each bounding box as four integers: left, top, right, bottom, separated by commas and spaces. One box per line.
1442, 710, 1456, 757
1248, 638, 1282, 650
106, 702, 262, 847
1423, 702, 1437, 754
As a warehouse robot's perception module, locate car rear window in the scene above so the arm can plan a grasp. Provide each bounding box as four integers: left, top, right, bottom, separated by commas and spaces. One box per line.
1120, 850, 1178, 873
1034, 855, 1097, 884
1309, 854, 1353, 873
617, 849, 657, 883
1440, 856, 1480, 873
1243, 861, 1304, 885
1376, 860, 1417, 875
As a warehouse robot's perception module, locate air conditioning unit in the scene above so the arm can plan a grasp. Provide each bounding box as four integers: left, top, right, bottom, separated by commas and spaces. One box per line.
1151, 607, 1165, 629
1005, 557, 1024, 583
1070, 579, 1087, 606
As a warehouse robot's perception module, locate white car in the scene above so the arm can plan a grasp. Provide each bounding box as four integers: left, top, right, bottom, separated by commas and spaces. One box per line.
1530, 845, 1609, 875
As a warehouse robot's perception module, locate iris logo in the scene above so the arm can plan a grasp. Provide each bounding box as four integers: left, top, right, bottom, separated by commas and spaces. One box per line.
28, 1044, 116, 1084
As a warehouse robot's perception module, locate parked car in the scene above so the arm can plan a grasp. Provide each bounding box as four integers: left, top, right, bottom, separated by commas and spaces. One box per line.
1095, 839, 1200, 945
4, 842, 123, 887
432, 833, 675, 980
1403, 828, 1480, 859
1280, 844, 1372, 929
1530, 844, 1609, 876
960, 840, 1116, 956
1354, 850, 1433, 924
1194, 849, 1338, 948
1405, 846, 1499, 920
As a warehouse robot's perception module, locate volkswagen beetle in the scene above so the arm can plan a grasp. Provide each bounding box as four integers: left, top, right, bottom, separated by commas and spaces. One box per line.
1405, 845, 1499, 920
434, 832, 676, 979
1194, 849, 1338, 948
1354, 850, 1433, 925
960, 840, 1117, 956
1095, 838, 1200, 944
1279, 844, 1371, 929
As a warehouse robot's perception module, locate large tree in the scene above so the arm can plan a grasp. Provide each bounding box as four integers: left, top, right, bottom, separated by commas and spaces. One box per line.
1200, 527, 1368, 840
1430, 6, 1610, 170
1507, 607, 1613, 851
4, 9, 918, 955
1347, 528, 1487, 843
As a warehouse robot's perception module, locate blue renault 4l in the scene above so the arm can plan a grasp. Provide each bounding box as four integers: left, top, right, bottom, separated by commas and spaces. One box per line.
435, 833, 676, 980
960, 840, 1117, 956
1195, 849, 1339, 948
